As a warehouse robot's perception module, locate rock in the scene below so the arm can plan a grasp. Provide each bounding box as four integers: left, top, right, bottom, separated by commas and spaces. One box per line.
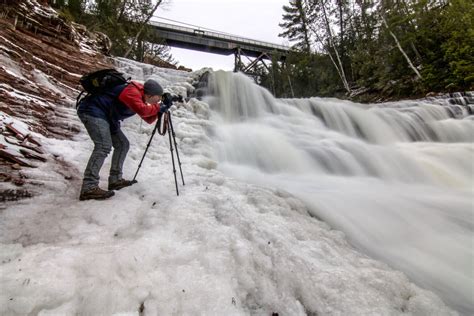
0, 189, 33, 202
426, 92, 441, 97
0, 173, 12, 182
19, 148, 47, 162
0, 0, 113, 201
0, 148, 36, 167
12, 178, 25, 186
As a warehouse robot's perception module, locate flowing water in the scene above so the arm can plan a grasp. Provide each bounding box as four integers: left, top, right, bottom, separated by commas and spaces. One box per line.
204, 71, 474, 315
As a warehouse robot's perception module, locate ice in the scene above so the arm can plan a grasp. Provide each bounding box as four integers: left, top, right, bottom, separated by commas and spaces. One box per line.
208, 71, 473, 315
0, 55, 465, 315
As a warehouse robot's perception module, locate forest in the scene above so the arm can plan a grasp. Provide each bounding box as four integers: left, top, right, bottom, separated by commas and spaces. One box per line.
50, 0, 473, 100
49, 0, 176, 66
264, 0, 473, 100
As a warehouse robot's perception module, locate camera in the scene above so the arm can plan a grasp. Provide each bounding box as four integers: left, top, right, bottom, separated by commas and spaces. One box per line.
162, 93, 184, 106
171, 95, 184, 103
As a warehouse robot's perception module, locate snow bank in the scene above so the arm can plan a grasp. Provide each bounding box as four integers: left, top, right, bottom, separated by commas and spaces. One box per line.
0, 60, 459, 315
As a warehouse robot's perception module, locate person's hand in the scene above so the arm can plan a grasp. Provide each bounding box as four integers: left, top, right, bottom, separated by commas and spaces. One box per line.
162, 93, 173, 107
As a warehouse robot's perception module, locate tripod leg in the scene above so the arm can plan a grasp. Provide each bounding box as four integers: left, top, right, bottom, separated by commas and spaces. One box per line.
133, 118, 160, 181
167, 118, 179, 196
168, 115, 185, 185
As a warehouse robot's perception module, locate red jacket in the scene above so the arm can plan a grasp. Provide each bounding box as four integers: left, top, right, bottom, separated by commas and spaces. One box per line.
118, 82, 161, 124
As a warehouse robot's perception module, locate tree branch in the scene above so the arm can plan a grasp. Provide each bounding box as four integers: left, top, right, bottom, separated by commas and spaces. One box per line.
124, 0, 163, 59
381, 14, 422, 80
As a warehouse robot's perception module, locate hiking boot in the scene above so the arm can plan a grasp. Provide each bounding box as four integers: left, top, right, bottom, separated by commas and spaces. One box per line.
79, 187, 115, 201
108, 179, 137, 191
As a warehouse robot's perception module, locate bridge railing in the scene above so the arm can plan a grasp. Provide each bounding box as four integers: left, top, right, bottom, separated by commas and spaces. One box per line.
149, 20, 290, 52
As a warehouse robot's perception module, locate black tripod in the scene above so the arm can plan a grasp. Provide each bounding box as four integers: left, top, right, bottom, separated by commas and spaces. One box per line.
133, 112, 185, 195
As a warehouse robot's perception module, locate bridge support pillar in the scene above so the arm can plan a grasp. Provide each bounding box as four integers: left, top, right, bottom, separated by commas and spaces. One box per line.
234, 48, 242, 72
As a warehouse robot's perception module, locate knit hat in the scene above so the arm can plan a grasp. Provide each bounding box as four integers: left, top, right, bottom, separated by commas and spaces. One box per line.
144, 79, 163, 96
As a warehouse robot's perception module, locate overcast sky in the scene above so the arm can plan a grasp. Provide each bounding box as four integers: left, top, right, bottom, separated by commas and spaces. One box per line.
154, 0, 289, 71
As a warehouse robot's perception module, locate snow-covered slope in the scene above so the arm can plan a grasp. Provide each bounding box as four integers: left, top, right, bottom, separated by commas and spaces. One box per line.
0, 56, 462, 315
205, 71, 473, 315
1, 2, 471, 315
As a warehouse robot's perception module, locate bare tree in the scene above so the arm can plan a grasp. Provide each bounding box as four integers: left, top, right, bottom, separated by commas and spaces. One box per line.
124, 0, 163, 58
311, 24, 348, 93
319, 0, 351, 93
380, 14, 422, 79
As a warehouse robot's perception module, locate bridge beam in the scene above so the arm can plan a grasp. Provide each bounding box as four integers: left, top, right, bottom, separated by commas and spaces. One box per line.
233, 49, 282, 86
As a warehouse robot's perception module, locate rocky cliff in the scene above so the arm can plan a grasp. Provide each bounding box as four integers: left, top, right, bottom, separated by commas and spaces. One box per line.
0, 0, 112, 202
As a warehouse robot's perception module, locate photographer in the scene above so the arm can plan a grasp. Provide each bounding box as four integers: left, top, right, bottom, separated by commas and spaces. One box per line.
77, 79, 174, 201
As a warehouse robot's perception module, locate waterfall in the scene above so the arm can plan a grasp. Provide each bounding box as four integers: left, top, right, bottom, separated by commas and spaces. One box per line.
205, 70, 474, 315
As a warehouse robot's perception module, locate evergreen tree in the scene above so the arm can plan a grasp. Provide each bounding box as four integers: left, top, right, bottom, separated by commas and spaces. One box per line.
414, 0, 474, 91
48, 0, 173, 64
279, 0, 312, 52
276, 0, 472, 99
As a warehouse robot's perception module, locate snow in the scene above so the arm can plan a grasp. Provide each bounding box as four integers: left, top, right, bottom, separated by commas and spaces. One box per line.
206, 71, 473, 315
1, 113, 31, 137
0, 52, 78, 112
0, 52, 26, 79
0, 36, 30, 56
31, 69, 68, 98
0, 58, 470, 315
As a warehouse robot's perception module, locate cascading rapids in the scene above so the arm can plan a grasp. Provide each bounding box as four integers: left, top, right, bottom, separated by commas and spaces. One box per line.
204, 70, 474, 315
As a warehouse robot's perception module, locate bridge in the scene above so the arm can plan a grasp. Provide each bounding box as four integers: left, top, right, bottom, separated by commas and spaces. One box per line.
148, 20, 290, 75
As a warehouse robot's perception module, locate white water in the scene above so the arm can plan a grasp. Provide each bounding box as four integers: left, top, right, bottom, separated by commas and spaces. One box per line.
205, 71, 474, 315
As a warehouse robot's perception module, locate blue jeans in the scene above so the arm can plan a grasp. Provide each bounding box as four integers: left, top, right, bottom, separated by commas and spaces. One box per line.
78, 113, 130, 192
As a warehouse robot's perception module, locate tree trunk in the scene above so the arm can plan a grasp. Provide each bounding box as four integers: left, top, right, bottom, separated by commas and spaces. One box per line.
400, 0, 423, 63
381, 14, 422, 79
337, 0, 344, 55
297, 0, 312, 53
320, 0, 351, 93
312, 28, 346, 92
117, 0, 129, 22
124, 0, 162, 59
